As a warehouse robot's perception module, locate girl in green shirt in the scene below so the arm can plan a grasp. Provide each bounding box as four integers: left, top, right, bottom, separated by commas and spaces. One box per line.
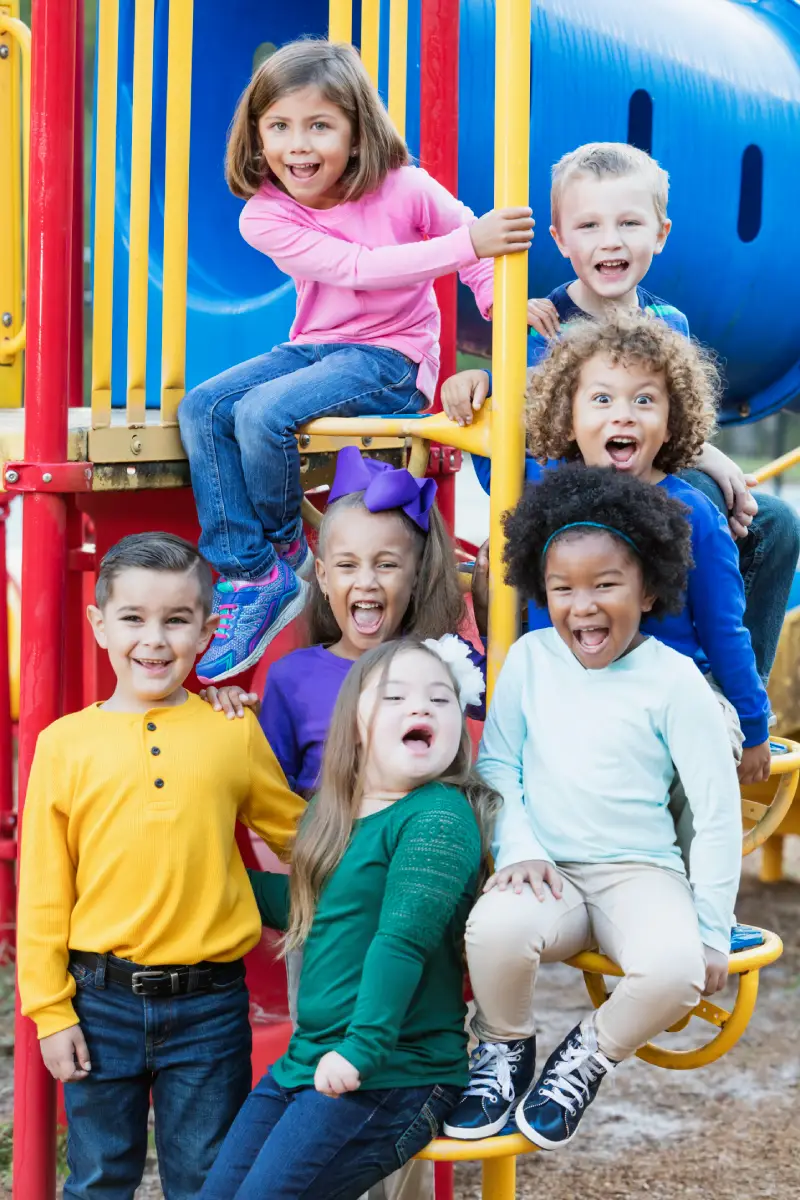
200, 638, 498, 1200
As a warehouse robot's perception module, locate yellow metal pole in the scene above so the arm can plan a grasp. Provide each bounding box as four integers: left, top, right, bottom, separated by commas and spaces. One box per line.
160, 0, 194, 425
126, 0, 156, 428
361, 0, 380, 87
0, 4, 30, 395
752, 445, 800, 485
388, 0, 408, 137
329, 0, 353, 44
487, 0, 531, 696
91, 0, 119, 428
482, 1155, 517, 1200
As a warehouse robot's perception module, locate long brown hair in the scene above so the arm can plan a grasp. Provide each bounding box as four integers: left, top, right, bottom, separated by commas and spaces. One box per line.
307, 493, 467, 646
226, 39, 408, 201
284, 640, 500, 949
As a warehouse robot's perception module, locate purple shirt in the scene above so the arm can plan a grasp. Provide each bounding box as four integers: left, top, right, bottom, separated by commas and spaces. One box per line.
260, 640, 487, 795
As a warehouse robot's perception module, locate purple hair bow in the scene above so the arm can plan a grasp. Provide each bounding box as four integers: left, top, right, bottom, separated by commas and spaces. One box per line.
327, 446, 437, 532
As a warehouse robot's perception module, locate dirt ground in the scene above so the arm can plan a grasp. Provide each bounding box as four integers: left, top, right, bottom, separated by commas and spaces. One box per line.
1, 844, 798, 1199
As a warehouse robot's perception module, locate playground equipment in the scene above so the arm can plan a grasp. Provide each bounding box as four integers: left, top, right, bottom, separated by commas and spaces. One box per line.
2, 0, 800, 1197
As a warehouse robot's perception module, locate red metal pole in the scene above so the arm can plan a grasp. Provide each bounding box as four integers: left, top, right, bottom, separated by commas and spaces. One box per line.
69, 0, 85, 410
420, 0, 460, 534
13, 0, 78, 1195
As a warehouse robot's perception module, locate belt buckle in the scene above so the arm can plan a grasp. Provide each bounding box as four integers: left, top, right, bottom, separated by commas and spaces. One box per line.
131, 969, 179, 996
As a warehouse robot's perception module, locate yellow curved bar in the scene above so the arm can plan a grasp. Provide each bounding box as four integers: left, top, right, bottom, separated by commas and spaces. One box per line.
571, 928, 782, 1070
0, 9, 30, 368
90, 0, 119, 427
329, 0, 353, 44
126, 0, 156, 428
487, 0, 531, 697
361, 0, 380, 88
160, 0, 194, 424
388, 0, 409, 137
752, 445, 800, 485
743, 768, 799, 855
417, 1132, 535, 1161
303, 409, 492, 458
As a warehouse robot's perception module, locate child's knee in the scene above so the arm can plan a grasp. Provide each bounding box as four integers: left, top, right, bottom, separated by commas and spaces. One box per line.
465, 886, 545, 964
754, 491, 800, 563
177, 381, 213, 433
629, 945, 705, 1013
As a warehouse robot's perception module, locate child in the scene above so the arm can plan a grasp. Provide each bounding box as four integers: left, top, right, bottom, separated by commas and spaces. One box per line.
444, 465, 742, 1146
178, 39, 533, 685
204, 446, 485, 796
520, 314, 772, 787
442, 142, 799, 682
17, 533, 305, 1198
199, 639, 495, 1198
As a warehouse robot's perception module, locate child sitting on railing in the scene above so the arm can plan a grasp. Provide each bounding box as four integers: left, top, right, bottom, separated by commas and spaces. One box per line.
444, 465, 742, 1147
199, 639, 496, 1199
178, 39, 532, 685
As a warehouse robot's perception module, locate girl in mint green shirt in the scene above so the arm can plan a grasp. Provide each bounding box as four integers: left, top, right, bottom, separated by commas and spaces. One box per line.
200, 638, 498, 1200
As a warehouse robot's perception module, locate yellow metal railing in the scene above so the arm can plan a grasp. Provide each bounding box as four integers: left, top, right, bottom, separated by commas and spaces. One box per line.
0, 2, 30, 398
752, 445, 800, 486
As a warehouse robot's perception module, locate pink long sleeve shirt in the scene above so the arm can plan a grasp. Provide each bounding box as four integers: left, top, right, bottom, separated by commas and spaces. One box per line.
239, 165, 494, 401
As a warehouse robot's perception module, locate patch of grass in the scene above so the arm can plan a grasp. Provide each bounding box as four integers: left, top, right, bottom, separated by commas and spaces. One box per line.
0, 1121, 11, 1190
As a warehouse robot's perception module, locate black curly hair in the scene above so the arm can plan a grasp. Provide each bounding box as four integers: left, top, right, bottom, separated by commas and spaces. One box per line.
502, 464, 694, 618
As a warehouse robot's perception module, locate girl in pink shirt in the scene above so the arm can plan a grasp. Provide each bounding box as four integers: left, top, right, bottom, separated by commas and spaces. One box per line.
178, 39, 533, 685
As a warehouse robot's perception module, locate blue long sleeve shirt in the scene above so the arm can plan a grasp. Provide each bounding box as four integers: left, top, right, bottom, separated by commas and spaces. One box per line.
478, 628, 742, 953
524, 474, 770, 747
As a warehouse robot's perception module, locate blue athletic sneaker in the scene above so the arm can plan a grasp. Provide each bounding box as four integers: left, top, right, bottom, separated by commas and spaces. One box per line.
443, 1038, 535, 1140
196, 563, 308, 684
516, 1022, 615, 1150
276, 533, 314, 581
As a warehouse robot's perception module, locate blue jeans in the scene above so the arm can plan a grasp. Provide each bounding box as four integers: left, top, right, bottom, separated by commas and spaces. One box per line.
178, 343, 424, 579
681, 469, 800, 683
62, 955, 252, 1200
198, 1068, 460, 1200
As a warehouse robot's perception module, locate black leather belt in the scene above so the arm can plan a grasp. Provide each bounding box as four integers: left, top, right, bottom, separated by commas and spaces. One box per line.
70, 951, 245, 997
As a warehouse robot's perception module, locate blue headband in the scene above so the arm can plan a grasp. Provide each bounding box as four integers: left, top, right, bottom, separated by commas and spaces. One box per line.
542, 521, 639, 560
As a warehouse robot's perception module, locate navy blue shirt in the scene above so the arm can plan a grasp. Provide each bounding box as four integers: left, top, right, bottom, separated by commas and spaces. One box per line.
524, 474, 771, 748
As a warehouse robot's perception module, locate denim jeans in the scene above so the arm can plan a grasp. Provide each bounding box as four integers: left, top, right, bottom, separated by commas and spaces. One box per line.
198, 1068, 460, 1200
680, 469, 800, 682
178, 343, 424, 579
62, 955, 252, 1200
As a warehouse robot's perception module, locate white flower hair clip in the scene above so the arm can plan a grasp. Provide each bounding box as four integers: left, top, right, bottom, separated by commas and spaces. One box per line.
422, 634, 485, 711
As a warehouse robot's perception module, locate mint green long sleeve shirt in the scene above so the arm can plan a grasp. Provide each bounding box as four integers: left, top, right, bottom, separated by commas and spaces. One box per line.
248, 781, 481, 1089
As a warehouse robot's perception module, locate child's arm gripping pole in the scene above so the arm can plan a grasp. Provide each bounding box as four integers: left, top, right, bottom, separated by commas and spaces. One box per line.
487, 0, 531, 698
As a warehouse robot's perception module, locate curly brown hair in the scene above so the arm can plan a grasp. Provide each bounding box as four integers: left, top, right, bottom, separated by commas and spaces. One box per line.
526, 313, 719, 475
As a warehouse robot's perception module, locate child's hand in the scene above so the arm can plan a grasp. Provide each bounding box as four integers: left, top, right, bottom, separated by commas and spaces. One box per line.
441, 370, 490, 427
470, 208, 534, 260
314, 1051, 361, 1098
697, 444, 759, 539
40, 1025, 92, 1082
737, 739, 772, 785
199, 685, 260, 719
702, 945, 729, 996
526, 297, 560, 339
471, 540, 489, 638
484, 859, 563, 901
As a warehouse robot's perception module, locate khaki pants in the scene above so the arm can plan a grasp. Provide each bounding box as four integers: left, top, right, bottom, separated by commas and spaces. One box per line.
286, 951, 434, 1200
465, 861, 706, 1063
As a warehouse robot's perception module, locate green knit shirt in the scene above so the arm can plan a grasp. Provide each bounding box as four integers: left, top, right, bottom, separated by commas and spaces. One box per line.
248, 782, 481, 1090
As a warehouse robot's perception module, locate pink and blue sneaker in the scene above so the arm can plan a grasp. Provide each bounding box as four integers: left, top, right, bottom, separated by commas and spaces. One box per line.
276, 532, 315, 581
196, 560, 309, 685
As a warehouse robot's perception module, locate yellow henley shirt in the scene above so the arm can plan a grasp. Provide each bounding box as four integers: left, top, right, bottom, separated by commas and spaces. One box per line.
17, 694, 304, 1038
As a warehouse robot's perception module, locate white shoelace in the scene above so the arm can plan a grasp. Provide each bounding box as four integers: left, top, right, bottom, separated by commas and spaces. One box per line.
538, 1039, 615, 1117
462, 1042, 525, 1103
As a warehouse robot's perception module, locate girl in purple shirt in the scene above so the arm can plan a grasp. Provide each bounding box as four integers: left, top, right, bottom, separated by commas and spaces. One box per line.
204, 447, 486, 796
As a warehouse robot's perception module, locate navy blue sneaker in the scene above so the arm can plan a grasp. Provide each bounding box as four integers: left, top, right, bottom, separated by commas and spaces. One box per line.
196, 563, 308, 684
443, 1038, 535, 1140
516, 1022, 615, 1150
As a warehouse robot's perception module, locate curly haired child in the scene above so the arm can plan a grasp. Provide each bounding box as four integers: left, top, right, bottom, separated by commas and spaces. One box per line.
444, 465, 742, 1147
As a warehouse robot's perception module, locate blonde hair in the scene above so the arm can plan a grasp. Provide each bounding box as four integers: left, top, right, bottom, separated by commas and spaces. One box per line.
284, 640, 500, 949
526, 313, 719, 474
551, 142, 669, 229
226, 39, 408, 201
306, 493, 466, 645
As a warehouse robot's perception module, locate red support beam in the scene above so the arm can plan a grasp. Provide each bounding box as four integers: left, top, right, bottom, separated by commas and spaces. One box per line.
13, 0, 79, 1195
420, 0, 461, 534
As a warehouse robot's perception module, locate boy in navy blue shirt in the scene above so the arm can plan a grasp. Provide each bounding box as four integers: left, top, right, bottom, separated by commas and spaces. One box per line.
444, 142, 799, 686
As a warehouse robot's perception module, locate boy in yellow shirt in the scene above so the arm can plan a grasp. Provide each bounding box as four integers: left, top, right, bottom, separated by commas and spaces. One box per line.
17, 532, 304, 1199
